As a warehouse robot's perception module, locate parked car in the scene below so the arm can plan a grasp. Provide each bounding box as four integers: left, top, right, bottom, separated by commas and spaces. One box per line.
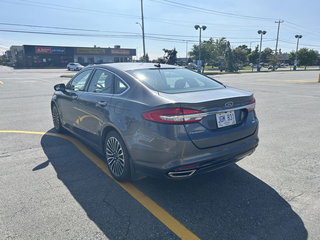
67, 62, 84, 71
268, 65, 278, 70
186, 62, 198, 71
51, 63, 259, 181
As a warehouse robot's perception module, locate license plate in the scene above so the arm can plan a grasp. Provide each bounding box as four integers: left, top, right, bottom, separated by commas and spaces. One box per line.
216, 111, 236, 128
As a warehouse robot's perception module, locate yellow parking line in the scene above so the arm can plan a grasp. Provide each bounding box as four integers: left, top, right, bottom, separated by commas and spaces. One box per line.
0, 130, 200, 240
256, 79, 316, 83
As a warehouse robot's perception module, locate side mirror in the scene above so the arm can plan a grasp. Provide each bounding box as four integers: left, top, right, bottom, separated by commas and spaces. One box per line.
54, 83, 66, 92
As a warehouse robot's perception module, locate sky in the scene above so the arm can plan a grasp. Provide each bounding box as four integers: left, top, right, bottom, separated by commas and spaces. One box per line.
0, 0, 319, 60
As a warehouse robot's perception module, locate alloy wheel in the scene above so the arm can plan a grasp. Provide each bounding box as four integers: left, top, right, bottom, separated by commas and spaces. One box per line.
105, 137, 125, 177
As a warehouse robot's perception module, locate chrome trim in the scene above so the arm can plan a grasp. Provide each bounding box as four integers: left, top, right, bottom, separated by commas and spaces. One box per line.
201, 103, 255, 116
168, 170, 196, 178
160, 103, 255, 122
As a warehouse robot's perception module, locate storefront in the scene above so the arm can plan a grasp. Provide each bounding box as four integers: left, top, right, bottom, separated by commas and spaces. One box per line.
23, 45, 74, 67
74, 46, 136, 65
7, 45, 136, 68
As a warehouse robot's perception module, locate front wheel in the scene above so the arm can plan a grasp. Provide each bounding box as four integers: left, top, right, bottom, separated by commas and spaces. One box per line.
52, 104, 64, 133
104, 131, 131, 181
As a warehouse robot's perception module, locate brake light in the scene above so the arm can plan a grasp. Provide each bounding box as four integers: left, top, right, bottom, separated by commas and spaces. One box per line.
247, 98, 256, 112
143, 108, 204, 124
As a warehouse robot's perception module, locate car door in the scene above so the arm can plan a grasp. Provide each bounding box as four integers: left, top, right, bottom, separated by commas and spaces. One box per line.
75, 68, 116, 146
58, 69, 93, 130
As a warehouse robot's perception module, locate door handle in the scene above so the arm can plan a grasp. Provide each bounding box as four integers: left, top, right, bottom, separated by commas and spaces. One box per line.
97, 101, 108, 107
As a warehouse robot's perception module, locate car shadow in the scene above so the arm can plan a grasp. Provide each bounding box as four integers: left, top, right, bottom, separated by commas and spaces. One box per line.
38, 129, 308, 240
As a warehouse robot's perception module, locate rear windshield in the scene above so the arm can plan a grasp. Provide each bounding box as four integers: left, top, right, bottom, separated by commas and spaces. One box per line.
127, 68, 224, 93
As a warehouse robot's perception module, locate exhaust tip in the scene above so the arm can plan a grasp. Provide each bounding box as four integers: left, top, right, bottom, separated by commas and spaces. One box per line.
168, 169, 196, 178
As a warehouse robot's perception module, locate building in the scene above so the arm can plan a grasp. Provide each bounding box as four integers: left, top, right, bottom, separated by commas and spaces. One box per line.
7, 45, 136, 68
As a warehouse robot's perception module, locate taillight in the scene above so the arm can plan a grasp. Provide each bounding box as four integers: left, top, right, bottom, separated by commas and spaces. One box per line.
143, 108, 204, 124
247, 98, 256, 112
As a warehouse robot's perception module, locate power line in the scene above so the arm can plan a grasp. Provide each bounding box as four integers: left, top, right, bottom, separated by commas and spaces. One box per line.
1, 28, 318, 51
0, 22, 276, 41
0, 29, 198, 43
0, 28, 280, 46
279, 39, 320, 48
0, 0, 275, 31
2, 0, 319, 43
1, 0, 139, 19
150, 0, 276, 21
285, 21, 320, 37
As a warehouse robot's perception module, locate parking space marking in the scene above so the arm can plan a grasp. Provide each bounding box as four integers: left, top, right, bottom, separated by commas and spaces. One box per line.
0, 130, 200, 240
256, 79, 316, 83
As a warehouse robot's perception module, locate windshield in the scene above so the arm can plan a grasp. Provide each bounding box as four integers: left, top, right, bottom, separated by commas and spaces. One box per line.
127, 68, 224, 93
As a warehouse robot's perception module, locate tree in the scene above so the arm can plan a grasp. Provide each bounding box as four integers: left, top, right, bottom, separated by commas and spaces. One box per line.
289, 48, 319, 69
261, 48, 273, 64
189, 37, 217, 67
139, 53, 149, 62
163, 48, 177, 65
248, 46, 259, 65
288, 51, 296, 65
298, 48, 318, 69
267, 54, 278, 69
224, 41, 238, 72
233, 46, 249, 66
0, 54, 9, 66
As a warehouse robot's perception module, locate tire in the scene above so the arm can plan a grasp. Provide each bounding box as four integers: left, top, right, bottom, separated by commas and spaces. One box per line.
67, 67, 70, 71
104, 131, 131, 181
51, 104, 64, 133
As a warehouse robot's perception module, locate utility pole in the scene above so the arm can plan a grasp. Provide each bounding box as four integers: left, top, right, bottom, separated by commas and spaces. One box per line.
140, 0, 146, 62
275, 20, 284, 55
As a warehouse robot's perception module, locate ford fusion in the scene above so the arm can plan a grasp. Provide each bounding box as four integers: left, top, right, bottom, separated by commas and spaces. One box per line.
51, 63, 259, 181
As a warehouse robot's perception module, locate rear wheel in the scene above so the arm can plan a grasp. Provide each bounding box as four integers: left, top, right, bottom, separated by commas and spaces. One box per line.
52, 104, 64, 133
104, 131, 131, 181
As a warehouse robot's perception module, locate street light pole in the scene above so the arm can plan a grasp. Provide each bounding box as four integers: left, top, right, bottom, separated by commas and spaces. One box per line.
140, 0, 146, 62
194, 25, 207, 73
294, 35, 302, 71
257, 30, 267, 72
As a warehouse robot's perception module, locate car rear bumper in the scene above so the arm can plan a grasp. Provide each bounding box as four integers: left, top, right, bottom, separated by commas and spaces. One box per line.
133, 127, 259, 179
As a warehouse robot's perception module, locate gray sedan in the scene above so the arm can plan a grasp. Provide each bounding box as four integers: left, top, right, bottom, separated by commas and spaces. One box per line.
51, 63, 259, 181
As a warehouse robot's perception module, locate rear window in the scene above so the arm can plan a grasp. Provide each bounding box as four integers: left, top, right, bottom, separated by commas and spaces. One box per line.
127, 68, 224, 93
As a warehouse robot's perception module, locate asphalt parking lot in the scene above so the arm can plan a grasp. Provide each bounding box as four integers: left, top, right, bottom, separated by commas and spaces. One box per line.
0, 66, 319, 240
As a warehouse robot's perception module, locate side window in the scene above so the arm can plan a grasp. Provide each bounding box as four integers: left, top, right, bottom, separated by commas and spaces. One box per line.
66, 70, 92, 91
114, 76, 128, 94
87, 69, 113, 94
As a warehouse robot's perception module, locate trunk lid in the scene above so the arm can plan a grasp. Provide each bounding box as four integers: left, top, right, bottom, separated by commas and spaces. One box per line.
158, 87, 257, 148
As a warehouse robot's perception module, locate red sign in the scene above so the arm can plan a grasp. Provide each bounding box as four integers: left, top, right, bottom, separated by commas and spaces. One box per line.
111, 49, 130, 55
35, 47, 52, 54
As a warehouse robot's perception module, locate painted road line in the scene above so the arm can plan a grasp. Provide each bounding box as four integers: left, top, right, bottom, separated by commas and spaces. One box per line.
0, 130, 200, 240
256, 79, 316, 83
